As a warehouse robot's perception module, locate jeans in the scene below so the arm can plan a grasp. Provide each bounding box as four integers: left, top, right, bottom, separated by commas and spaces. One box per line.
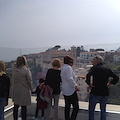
89, 94, 108, 120
13, 104, 27, 120
0, 98, 5, 120
64, 91, 79, 120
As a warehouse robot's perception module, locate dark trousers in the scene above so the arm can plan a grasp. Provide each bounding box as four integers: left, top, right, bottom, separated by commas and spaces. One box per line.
64, 91, 79, 120
35, 100, 44, 118
13, 104, 27, 120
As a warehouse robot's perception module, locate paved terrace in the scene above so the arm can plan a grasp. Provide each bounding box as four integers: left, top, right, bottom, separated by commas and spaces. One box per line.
5, 96, 120, 120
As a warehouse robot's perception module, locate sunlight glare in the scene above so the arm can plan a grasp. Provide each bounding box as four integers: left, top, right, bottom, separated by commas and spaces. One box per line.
108, 0, 120, 12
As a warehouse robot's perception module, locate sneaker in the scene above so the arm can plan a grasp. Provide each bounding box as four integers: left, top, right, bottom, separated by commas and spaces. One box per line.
41, 116, 45, 120
32, 116, 38, 120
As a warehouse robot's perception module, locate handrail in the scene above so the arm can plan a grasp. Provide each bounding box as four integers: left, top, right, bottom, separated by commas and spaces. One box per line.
4, 105, 14, 112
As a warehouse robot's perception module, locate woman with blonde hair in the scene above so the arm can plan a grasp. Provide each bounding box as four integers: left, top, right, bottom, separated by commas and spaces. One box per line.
11, 56, 32, 120
45, 58, 61, 120
0, 61, 10, 120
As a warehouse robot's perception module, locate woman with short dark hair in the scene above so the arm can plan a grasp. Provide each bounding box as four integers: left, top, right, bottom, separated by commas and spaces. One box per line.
61, 55, 85, 120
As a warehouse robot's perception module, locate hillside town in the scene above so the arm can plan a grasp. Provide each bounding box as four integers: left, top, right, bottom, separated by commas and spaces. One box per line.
23, 45, 120, 101
25, 45, 120, 71
6, 45, 120, 102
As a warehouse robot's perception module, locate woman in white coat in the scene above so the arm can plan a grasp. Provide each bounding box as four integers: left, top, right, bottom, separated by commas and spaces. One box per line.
11, 56, 32, 120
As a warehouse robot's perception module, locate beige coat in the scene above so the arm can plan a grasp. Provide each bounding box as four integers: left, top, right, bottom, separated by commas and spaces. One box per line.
10, 65, 32, 106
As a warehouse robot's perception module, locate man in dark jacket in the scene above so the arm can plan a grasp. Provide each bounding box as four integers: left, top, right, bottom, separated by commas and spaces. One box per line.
85, 55, 119, 120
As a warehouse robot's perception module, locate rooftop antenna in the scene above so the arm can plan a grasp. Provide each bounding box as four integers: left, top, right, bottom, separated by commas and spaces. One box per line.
20, 49, 22, 55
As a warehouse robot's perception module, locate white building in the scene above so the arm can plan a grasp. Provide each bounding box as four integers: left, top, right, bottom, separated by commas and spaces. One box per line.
74, 68, 89, 101
113, 55, 120, 61
78, 52, 98, 63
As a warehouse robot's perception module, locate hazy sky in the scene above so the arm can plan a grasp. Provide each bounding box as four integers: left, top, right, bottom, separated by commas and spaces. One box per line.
0, 0, 120, 49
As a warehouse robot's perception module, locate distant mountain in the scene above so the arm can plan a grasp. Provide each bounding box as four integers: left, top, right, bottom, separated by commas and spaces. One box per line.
116, 47, 120, 52
1, 44, 120, 62
0, 47, 20, 62
0, 47, 46, 62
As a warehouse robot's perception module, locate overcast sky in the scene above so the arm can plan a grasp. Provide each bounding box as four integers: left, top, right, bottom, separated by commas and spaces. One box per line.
0, 0, 120, 49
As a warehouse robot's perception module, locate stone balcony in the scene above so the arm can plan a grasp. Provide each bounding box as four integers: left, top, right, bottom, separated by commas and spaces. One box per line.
5, 96, 120, 120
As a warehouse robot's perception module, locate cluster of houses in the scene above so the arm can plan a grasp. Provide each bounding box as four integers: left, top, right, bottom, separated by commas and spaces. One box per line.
24, 45, 120, 101
25, 45, 120, 71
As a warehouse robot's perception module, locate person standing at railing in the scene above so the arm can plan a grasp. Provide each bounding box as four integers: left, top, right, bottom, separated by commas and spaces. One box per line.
0, 61, 10, 120
32, 78, 45, 120
61, 55, 85, 120
86, 55, 119, 120
44, 58, 62, 120
10, 56, 32, 120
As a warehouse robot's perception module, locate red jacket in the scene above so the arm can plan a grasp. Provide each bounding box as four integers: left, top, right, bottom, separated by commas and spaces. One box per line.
40, 84, 53, 102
